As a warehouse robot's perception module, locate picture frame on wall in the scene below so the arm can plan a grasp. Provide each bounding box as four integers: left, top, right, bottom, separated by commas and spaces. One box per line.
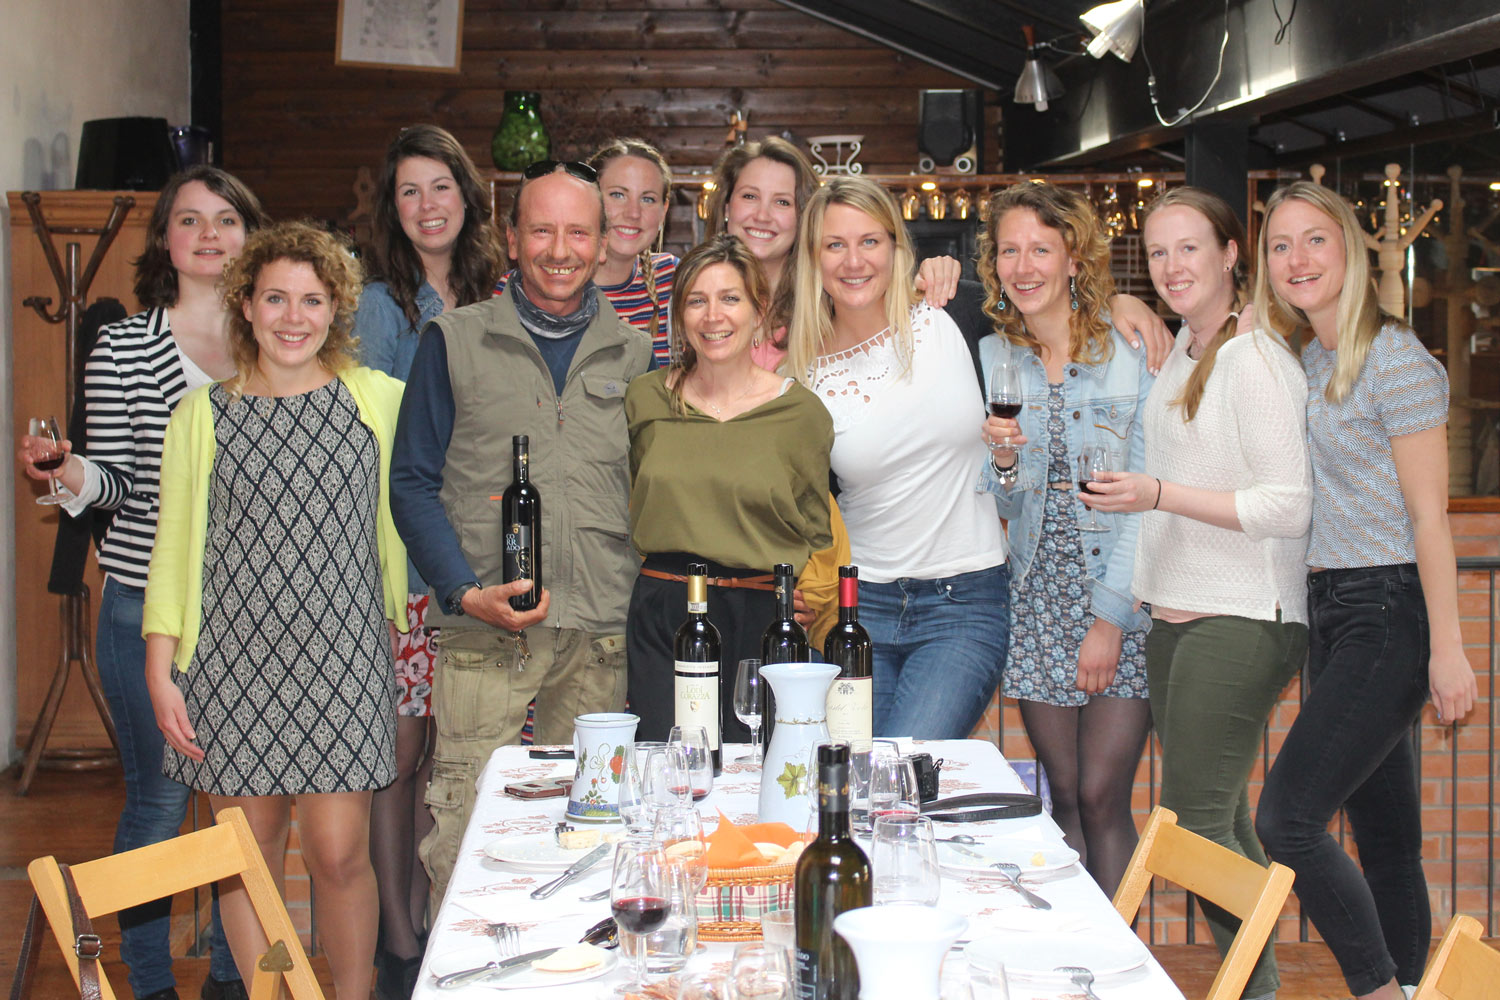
335, 0, 464, 74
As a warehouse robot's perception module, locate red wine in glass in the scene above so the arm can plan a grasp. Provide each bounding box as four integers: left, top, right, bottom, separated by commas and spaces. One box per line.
611, 895, 671, 935
30, 416, 67, 505
33, 455, 66, 472
989, 401, 1022, 419
1078, 480, 1098, 495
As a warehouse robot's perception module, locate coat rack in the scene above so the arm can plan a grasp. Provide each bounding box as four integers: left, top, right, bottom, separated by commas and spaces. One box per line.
13, 191, 133, 795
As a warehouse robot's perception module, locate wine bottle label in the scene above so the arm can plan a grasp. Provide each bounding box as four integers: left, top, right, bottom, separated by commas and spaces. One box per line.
673, 660, 721, 752
795, 948, 817, 1000
825, 676, 872, 752
687, 600, 707, 613
503, 523, 533, 580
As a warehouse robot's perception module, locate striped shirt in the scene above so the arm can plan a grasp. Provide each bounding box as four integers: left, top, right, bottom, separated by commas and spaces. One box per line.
70, 308, 196, 588
1304, 322, 1448, 569
495, 252, 677, 365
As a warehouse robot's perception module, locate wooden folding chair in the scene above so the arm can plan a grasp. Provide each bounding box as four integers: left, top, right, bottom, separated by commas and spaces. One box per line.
26, 806, 324, 1000
1412, 914, 1500, 1000
1113, 806, 1295, 1000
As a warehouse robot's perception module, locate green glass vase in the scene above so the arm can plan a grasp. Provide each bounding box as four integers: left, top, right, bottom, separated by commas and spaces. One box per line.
491, 91, 551, 171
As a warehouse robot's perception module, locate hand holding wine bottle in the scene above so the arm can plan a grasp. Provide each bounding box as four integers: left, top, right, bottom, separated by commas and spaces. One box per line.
457, 580, 551, 631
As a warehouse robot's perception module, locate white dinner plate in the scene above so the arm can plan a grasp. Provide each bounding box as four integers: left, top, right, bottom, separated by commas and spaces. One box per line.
965, 932, 1149, 984
936, 837, 1081, 877
429, 945, 619, 990
482, 833, 599, 871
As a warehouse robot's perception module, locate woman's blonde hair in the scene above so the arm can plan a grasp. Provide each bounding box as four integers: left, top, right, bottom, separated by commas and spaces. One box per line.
1141, 186, 1275, 421
1253, 180, 1385, 402
665, 234, 771, 415
707, 137, 820, 338
589, 137, 675, 348
786, 177, 918, 384
976, 182, 1115, 365
220, 221, 363, 398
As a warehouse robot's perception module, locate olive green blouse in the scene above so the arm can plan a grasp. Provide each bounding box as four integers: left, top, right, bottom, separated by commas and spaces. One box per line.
625, 369, 833, 573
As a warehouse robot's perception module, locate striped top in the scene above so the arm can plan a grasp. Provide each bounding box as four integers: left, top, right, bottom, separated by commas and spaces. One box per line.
495, 252, 677, 364
69, 308, 196, 588
1304, 322, 1449, 569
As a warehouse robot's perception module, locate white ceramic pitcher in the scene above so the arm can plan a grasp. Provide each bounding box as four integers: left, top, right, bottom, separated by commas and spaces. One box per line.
757, 662, 839, 826
566, 712, 638, 822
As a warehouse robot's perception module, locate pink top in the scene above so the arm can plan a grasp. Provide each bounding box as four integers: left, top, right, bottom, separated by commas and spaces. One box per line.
752, 327, 789, 373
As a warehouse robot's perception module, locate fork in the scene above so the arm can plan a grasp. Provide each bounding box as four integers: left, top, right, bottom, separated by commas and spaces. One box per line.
1055, 965, 1102, 1000
989, 861, 1051, 909
488, 922, 520, 957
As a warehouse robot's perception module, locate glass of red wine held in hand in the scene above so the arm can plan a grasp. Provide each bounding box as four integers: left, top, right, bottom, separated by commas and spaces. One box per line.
987, 356, 1023, 476
1077, 444, 1110, 533
29, 417, 68, 506
610, 841, 671, 997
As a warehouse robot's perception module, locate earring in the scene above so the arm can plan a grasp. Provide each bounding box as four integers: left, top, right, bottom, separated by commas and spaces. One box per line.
996, 285, 1007, 311
1069, 276, 1079, 311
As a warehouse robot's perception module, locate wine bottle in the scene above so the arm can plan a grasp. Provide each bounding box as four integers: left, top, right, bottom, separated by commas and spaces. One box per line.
500, 435, 542, 611
760, 563, 809, 748
823, 566, 873, 753
794, 742, 871, 1000
674, 563, 722, 776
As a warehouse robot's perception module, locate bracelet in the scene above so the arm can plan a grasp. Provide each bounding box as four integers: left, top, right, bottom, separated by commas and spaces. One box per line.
1152, 478, 1163, 510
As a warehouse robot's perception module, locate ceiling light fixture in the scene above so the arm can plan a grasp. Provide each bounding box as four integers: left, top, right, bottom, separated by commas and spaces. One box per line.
1080, 0, 1144, 62
1013, 25, 1066, 112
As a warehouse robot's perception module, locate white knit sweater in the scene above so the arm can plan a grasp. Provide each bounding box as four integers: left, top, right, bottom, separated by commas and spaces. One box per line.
1131, 326, 1312, 623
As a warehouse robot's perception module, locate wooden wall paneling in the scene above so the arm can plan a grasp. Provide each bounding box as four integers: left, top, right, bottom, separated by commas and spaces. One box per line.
7, 191, 156, 752
221, 0, 1003, 225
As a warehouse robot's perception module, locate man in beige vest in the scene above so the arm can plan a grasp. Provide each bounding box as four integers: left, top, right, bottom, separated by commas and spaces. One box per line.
390, 162, 653, 913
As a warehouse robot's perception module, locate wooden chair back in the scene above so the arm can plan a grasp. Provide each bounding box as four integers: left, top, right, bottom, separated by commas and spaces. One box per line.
27, 806, 324, 1000
1113, 807, 1295, 1000
1412, 914, 1500, 1000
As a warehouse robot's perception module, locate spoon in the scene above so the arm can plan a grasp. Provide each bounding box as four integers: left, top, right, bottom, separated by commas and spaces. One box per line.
935, 834, 979, 845
991, 861, 1050, 909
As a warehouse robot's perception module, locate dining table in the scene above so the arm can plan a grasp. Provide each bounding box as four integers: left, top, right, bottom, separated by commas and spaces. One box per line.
414, 739, 1186, 1000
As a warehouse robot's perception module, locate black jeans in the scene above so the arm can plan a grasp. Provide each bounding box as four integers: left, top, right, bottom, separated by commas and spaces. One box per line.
1256, 564, 1432, 994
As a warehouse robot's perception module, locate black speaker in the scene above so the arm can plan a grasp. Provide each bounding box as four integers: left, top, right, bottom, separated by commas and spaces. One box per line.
917, 89, 983, 174
75, 117, 177, 191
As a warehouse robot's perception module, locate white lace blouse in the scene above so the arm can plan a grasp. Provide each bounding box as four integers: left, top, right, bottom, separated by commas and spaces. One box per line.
809, 303, 1007, 583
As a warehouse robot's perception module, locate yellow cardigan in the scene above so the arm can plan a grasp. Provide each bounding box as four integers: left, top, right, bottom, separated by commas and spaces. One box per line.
798, 494, 852, 651
143, 367, 410, 671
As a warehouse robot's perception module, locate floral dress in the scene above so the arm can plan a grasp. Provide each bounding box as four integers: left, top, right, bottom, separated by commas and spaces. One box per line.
1002, 383, 1148, 707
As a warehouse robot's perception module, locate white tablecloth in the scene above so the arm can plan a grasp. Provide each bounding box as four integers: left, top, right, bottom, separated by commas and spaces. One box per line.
415, 740, 1185, 1000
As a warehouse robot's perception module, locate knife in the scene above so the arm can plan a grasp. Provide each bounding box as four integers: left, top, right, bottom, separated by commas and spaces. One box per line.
531, 842, 611, 899
433, 947, 563, 989
940, 840, 990, 863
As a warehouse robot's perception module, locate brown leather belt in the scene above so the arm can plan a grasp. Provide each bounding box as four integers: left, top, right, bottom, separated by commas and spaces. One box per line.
639, 568, 775, 591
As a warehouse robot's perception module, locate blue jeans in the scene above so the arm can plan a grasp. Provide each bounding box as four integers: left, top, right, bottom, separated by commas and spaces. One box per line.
865, 564, 1010, 739
97, 578, 237, 996
1256, 565, 1431, 995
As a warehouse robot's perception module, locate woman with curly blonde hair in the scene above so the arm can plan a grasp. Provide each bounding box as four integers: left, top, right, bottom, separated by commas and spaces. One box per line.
977, 182, 1154, 896
145, 221, 409, 1000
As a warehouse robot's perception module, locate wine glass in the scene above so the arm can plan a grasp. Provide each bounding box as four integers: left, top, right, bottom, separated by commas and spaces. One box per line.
653, 804, 710, 895
669, 724, 713, 799
987, 355, 1024, 458
868, 751, 920, 823
871, 813, 941, 906
611, 841, 671, 997
1077, 443, 1109, 533
29, 417, 68, 506
727, 941, 794, 1000
642, 744, 692, 818
733, 658, 765, 763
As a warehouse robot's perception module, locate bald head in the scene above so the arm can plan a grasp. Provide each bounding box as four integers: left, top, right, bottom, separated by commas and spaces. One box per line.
506, 170, 609, 316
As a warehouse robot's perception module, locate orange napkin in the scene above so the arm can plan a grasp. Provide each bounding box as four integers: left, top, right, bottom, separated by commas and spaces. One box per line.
704, 811, 802, 868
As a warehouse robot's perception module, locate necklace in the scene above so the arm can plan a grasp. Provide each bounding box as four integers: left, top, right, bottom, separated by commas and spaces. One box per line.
690, 371, 758, 418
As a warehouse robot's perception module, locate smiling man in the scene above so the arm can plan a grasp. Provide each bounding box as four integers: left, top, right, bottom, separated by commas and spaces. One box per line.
390, 162, 653, 911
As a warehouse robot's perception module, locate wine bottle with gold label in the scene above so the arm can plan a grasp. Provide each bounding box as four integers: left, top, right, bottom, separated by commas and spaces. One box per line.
823, 566, 872, 752
673, 563, 722, 775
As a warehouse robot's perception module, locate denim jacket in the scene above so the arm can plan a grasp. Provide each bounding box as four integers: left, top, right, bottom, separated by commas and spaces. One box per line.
977, 329, 1153, 634
355, 277, 445, 592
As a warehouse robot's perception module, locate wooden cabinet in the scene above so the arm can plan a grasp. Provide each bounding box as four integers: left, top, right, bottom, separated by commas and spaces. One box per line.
7, 190, 157, 751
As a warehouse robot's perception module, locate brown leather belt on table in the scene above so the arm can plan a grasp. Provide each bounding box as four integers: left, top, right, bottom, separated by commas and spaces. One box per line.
638, 568, 775, 591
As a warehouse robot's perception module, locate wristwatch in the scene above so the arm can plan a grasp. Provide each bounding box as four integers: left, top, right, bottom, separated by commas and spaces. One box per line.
446, 582, 481, 616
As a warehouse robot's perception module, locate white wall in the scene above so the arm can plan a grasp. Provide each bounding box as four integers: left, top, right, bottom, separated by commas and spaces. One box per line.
0, 0, 190, 766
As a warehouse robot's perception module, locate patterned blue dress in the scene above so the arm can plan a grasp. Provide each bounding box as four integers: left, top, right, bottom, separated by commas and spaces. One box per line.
1002, 383, 1148, 707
